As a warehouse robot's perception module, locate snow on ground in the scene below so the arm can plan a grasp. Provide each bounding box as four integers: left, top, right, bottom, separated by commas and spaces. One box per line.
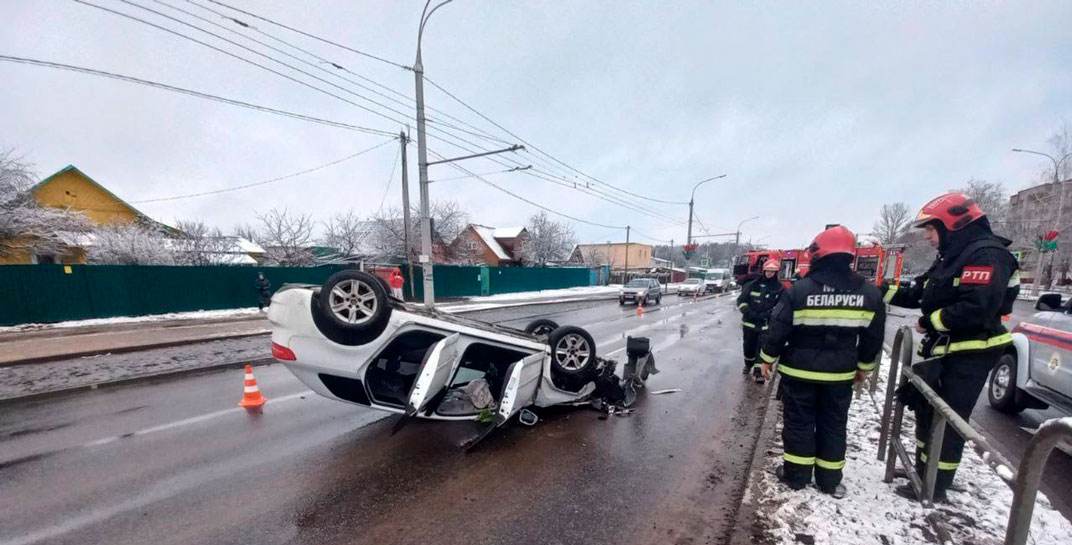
753, 354, 1072, 545
0, 308, 264, 333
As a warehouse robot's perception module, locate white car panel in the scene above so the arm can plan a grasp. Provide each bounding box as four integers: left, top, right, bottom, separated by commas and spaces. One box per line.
497, 352, 545, 422
407, 333, 461, 416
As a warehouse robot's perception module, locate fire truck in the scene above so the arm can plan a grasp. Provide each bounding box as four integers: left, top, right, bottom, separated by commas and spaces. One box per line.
733, 244, 903, 288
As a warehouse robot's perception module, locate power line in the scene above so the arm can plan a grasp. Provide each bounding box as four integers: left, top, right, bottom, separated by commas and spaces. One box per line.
132, 138, 394, 203
630, 228, 671, 244
185, 0, 511, 147
429, 167, 529, 183
204, 0, 408, 70
429, 149, 626, 230
73, 0, 416, 129
422, 75, 691, 205
376, 144, 402, 214
0, 55, 395, 137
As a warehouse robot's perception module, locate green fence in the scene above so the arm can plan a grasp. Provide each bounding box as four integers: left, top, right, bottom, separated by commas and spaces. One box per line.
0, 264, 596, 326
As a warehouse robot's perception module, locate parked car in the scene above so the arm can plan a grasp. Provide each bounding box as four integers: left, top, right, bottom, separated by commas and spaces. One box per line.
988, 293, 1072, 416
268, 270, 656, 440
678, 278, 706, 296
704, 268, 731, 293
619, 278, 663, 305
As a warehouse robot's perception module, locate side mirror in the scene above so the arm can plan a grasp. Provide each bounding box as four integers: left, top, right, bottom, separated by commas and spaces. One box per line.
1036, 293, 1063, 312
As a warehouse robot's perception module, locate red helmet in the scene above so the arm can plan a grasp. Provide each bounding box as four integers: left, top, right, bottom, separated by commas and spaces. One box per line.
912, 192, 985, 231
762, 259, 781, 272
808, 225, 857, 260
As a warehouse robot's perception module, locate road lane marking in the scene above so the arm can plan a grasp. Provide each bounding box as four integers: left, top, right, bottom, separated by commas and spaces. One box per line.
82, 390, 312, 449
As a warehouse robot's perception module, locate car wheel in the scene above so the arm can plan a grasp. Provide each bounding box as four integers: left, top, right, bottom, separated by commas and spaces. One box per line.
548, 326, 598, 378
656, 295, 662, 305
311, 270, 392, 346
988, 352, 1026, 414
619, 298, 626, 306
524, 319, 559, 339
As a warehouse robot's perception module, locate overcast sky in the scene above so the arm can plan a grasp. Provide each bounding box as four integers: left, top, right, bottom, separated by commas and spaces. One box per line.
2, 0, 1070, 249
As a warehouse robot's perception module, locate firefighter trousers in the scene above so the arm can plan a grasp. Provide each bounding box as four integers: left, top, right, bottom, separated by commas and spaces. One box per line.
742, 326, 765, 370
913, 351, 999, 492
781, 376, 853, 491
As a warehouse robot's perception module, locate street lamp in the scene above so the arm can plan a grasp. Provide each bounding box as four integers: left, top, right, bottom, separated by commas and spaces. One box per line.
413, 1, 519, 307
1012, 148, 1072, 293
732, 216, 760, 266
686, 174, 728, 247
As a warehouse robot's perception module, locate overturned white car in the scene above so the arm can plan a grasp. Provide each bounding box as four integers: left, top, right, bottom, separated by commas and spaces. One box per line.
268, 270, 655, 434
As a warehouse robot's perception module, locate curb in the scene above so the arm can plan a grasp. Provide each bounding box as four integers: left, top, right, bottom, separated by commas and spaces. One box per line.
728, 377, 782, 545
0, 330, 270, 368
0, 356, 276, 407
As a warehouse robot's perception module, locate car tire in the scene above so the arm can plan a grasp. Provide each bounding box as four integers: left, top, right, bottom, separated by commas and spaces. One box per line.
619, 298, 626, 306
988, 352, 1026, 414
311, 270, 392, 346
548, 326, 598, 378
524, 319, 559, 339
656, 295, 662, 305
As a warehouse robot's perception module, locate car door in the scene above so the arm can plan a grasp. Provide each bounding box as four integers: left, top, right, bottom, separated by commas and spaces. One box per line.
1034, 311, 1072, 397
406, 333, 461, 416
495, 352, 545, 425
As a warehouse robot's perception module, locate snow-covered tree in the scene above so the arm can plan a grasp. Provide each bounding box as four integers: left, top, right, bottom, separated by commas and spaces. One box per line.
87, 223, 177, 265
370, 200, 468, 261
255, 208, 315, 266
173, 219, 231, 265
524, 211, 575, 265
0, 149, 91, 259
321, 210, 372, 258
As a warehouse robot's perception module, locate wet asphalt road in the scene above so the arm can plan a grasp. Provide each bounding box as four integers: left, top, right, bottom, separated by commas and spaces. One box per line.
885, 300, 1072, 521
0, 293, 769, 545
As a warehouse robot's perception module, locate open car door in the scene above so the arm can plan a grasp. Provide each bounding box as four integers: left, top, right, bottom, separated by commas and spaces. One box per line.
403, 333, 461, 419
464, 351, 544, 451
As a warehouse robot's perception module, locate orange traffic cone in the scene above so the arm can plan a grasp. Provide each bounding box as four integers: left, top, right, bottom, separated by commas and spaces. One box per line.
636, 302, 645, 317
239, 364, 267, 410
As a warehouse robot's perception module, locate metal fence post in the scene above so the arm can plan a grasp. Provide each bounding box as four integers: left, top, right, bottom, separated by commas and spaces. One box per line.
883, 399, 906, 483
877, 328, 909, 462
923, 414, 947, 505
1004, 417, 1072, 545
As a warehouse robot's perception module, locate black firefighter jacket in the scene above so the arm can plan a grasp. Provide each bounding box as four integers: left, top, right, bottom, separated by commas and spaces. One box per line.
760, 267, 886, 383
737, 275, 785, 330
885, 230, 1019, 358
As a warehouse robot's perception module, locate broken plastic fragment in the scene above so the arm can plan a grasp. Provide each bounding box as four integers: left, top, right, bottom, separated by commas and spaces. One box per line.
649, 388, 682, 395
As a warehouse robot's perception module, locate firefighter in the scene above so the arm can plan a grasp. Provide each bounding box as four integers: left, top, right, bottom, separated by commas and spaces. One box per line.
884, 192, 1019, 501
759, 226, 885, 497
737, 259, 784, 383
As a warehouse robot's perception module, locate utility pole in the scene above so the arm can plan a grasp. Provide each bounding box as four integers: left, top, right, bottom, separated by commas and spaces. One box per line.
399, 130, 415, 299
685, 174, 726, 267
624, 226, 631, 283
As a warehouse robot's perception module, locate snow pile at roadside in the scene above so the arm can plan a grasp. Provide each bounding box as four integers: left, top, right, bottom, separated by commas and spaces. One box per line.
753, 355, 1072, 545
0, 308, 263, 333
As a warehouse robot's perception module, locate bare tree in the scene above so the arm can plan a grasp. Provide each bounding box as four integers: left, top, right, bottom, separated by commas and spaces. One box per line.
369, 200, 468, 261
173, 219, 232, 265
321, 210, 371, 258
255, 208, 315, 266
232, 223, 259, 244
0, 149, 91, 259
959, 179, 1008, 229
87, 223, 177, 265
1046, 119, 1072, 182
872, 203, 911, 246
524, 211, 576, 265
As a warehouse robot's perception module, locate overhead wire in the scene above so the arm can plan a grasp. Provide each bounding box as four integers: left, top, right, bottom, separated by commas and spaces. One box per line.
203, 0, 409, 70
0, 55, 395, 137
421, 75, 691, 205
105, 0, 688, 226
131, 138, 394, 203
428, 149, 626, 230
376, 144, 402, 214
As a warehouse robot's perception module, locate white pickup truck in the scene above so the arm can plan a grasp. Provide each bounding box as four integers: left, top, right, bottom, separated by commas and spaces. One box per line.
988, 293, 1072, 416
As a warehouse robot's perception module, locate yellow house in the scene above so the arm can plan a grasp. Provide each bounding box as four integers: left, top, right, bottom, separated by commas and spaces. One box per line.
0, 165, 158, 264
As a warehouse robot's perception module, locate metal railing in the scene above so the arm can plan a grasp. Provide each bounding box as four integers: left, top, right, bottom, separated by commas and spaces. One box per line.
878, 326, 1072, 545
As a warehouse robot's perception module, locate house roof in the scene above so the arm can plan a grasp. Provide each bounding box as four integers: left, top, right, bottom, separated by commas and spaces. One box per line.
31, 165, 177, 233
472, 225, 510, 260
493, 226, 525, 239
